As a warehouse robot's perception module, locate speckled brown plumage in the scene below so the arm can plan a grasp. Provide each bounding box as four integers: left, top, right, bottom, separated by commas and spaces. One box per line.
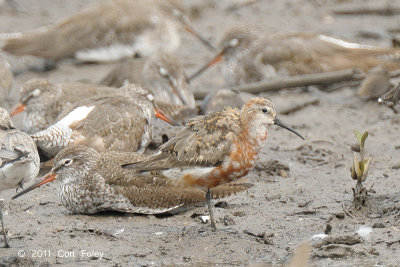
31, 84, 175, 156
123, 97, 304, 230
379, 81, 400, 105
124, 97, 304, 188
12, 145, 251, 215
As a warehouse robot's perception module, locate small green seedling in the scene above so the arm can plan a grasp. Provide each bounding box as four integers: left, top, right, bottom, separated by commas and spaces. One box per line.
350, 130, 373, 209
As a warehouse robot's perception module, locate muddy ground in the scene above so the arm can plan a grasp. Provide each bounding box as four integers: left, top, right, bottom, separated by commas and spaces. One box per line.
1, 0, 400, 266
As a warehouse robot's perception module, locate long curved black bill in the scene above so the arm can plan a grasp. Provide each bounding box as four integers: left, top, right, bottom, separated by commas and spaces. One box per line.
274, 117, 305, 140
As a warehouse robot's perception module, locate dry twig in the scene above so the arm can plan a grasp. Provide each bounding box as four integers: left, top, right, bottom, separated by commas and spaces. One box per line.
194, 68, 364, 99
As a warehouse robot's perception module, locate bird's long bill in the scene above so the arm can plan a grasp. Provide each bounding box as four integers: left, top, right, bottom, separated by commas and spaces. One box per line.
169, 80, 188, 106
154, 109, 179, 126
12, 171, 57, 200
184, 24, 216, 52
274, 118, 305, 140
187, 52, 223, 82
10, 103, 26, 117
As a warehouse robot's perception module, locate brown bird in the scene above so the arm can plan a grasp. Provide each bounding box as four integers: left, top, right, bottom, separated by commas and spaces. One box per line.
0, 107, 40, 247
12, 145, 251, 215
189, 27, 400, 86
10, 78, 118, 134
123, 97, 305, 229
357, 65, 391, 100
31, 84, 175, 157
0, 0, 214, 63
379, 81, 400, 105
0, 57, 13, 104
101, 53, 196, 108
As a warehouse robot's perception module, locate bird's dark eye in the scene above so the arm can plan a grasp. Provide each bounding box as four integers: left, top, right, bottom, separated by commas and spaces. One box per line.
262, 108, 268, 113
64, 159, 73, 166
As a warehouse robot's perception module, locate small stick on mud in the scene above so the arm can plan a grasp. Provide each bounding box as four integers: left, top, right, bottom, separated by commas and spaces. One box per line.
194, 68, 364, 99
332, 5, 400, 16
326, 69, 400, 93
224, 0, 264, 13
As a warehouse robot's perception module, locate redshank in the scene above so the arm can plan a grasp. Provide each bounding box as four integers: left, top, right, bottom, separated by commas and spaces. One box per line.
10, 78, 117, 133
0, 0, 214, 63
31, 84, 176, 157
189, 27, 400, 86
123, 97, 305, 230
0, 107, 40, 247
101, 53, 195, 108
12, 145, 251, 215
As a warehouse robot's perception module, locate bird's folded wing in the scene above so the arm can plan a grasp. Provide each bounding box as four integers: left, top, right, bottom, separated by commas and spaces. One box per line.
122, 107, 241, 171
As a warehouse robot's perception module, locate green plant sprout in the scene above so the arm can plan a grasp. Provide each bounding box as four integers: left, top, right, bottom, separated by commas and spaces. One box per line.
350, 130, 373, 209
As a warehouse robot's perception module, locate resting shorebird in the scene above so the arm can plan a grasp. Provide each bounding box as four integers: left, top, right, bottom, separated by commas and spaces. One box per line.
0, 57, 13, 103
379, 81, 400, 105
0, 0, 214, 63
12, 145, 251, 215
0, 108, 40, 247
101, 53, 195, 108
31, 84, 176, 157
10, 78, 117, 133
122, 97, 305, 230
189, 27, 400, 86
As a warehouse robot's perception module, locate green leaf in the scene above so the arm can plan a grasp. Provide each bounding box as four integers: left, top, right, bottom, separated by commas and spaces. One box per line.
353, 152, 361, 178
362, 158, 373, 181
354, 130, 362, 145
360, 131, 368, 148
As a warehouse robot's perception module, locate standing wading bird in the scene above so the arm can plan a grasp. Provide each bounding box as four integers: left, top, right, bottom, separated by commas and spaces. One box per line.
12, 145, 252, 216
0, 0, 214, 65
30, 84, 176, 157
101, 53, 196, 108
0, 108, 40, 247
10, 78, 118, 134
122, 97, 305, 230
188, 27, 400, 86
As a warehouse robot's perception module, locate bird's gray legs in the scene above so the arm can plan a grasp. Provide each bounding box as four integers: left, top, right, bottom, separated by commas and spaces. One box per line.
206, 188, 217, 231
0, 200, 10, 248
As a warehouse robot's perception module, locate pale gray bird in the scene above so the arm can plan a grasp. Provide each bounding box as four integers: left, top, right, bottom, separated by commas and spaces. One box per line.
0, 107, 40, 248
